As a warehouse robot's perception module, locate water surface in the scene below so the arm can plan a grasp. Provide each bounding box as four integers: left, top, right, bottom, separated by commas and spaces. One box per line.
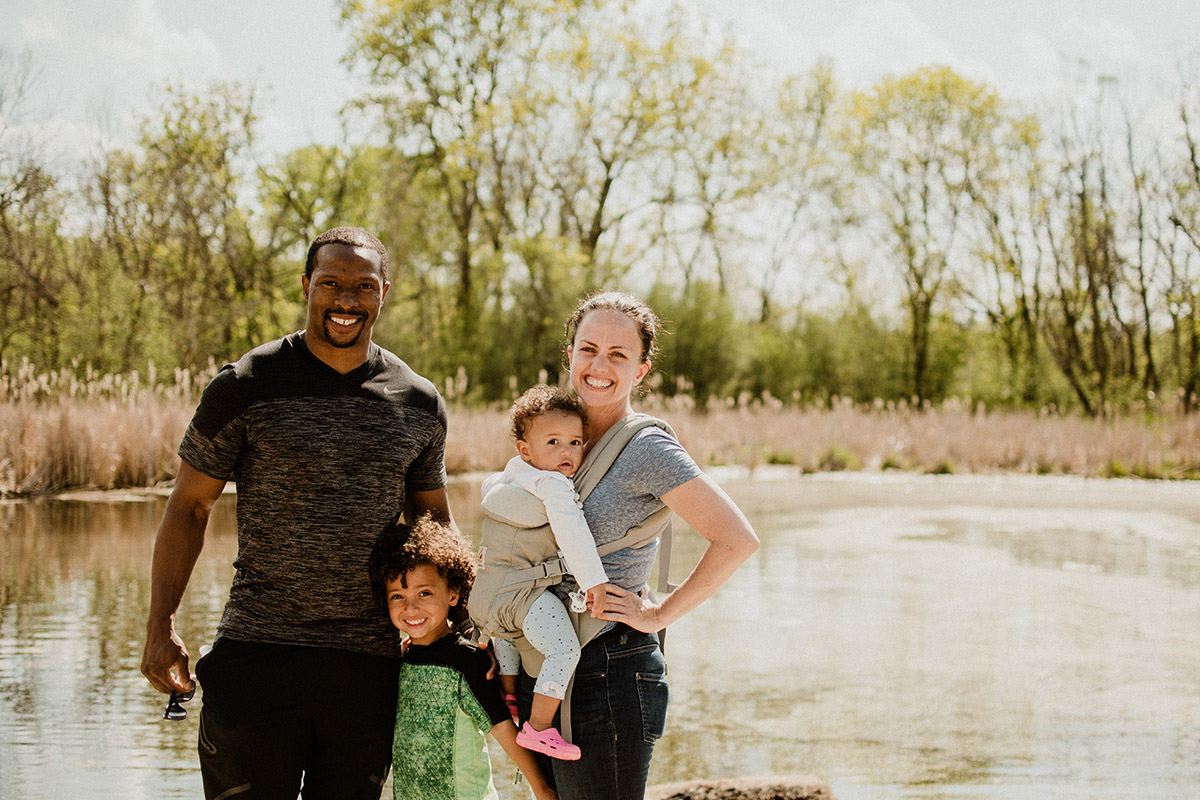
1, 472, 1197, 799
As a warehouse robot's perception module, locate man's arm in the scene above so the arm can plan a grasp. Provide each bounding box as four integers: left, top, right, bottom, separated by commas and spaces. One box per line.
406, 487, 455, 529
141, 462, 227, 695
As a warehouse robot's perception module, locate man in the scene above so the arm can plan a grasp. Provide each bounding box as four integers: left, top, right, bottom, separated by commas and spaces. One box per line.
141, 226, 453, 799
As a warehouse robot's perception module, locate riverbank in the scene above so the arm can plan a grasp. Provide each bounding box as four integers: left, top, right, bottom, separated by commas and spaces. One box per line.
3, 395, 1199, 496
646, 776, 837, 800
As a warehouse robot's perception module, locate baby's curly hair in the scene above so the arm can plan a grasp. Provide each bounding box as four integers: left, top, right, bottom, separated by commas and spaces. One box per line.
368, 513, 476, 625
509, 384, 584, 442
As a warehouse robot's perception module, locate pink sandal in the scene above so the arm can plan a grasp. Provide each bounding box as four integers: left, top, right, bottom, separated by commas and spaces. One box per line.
516, 721, 581, 760
504, 694, 519, 722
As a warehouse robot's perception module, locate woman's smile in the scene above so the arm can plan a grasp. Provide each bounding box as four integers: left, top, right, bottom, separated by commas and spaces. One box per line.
569, 309, 651, 428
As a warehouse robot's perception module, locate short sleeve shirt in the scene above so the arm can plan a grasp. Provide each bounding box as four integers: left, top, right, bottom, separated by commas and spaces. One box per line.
392, 634, 511, 800
178, 332, 448, 656
563, 425, 702, 595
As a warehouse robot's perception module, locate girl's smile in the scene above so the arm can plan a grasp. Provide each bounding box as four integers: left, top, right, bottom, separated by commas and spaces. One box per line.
385, 564, 460, 646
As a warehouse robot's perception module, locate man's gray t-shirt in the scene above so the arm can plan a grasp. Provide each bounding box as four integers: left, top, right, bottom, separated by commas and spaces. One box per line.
178, 332, 447, 657
560, 425, 702, 596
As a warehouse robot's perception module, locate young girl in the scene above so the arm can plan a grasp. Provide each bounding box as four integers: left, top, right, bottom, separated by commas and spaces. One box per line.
368, 514, 557, 800
467, 385, 610, 761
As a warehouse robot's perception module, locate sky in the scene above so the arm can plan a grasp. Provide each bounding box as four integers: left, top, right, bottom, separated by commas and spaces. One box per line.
2, 0, 1198, 165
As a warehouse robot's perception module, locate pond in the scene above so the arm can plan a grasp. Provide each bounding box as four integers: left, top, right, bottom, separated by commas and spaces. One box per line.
1, 471, 1198, 800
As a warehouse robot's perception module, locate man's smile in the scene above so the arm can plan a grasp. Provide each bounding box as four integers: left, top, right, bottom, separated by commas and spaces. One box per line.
327, 312, 365, 328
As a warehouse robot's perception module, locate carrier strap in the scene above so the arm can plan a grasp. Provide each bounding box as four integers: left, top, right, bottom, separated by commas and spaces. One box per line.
511, 413, 679, 741
499, 506, 669, 589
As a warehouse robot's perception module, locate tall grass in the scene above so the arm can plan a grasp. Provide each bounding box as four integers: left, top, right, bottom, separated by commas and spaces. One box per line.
4, 361, 1199, 496
1, 359, 215, 495
650, 394, 1200, 480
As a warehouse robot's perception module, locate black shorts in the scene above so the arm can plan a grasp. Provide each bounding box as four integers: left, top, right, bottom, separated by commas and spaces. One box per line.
194, 639, 401, 800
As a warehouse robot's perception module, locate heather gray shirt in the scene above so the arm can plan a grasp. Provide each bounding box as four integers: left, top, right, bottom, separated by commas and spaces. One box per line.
560, 425, 701, 597
178, 332, 447, 657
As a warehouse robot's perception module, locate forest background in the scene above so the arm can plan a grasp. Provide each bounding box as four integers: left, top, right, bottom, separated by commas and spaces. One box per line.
3, 0, 1200, 493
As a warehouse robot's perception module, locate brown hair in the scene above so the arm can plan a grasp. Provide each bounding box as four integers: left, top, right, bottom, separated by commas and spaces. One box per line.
509, 384, 584, 442
367, 513, 475, 625
564, 291, 661, 366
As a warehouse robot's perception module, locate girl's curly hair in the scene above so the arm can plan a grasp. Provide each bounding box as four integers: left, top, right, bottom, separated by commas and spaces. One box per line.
368, 512, 476, 625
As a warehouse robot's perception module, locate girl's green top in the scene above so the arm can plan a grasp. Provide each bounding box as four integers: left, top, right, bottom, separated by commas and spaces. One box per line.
392, 633, 511, 800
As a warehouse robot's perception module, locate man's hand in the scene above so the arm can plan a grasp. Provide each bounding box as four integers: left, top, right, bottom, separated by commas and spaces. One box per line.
141, 463, 224, 694
141, 625, 193, 695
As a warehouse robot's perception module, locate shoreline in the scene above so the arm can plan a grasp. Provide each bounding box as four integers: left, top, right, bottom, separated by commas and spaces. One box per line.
9, 465, 1198, 506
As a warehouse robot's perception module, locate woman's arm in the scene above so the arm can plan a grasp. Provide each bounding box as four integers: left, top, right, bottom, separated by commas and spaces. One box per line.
596, 472, 759, 632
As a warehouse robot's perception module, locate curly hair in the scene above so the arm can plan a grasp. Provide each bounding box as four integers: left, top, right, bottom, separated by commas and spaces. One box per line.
368, 513, 476, 625
509, 384, 584, 442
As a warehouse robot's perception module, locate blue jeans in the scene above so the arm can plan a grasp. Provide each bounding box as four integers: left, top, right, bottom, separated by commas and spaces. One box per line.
519, 625, 669, 800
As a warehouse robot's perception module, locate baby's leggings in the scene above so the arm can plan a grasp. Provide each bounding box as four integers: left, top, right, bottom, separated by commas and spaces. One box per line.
493, 590, 581, 700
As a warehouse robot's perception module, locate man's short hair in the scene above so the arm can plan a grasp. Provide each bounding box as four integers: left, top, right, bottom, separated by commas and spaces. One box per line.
305, 226, 389, 283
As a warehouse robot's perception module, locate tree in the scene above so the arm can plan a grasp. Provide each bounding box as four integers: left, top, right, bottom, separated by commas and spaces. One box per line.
86, 82, 289, 371
1162, 73, 1200, 410
339, 0, 773, 397
960, 107, 1050, 405
1036, 77, 1153, 417
752, 60, 844, 324
844, 66, 1013, 403
0, 48, 73, 369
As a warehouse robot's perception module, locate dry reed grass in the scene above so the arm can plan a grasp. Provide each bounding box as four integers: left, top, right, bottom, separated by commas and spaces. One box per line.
1, 358, 213, 495
4, 359, 1199, 496
651, 394, 1200, 480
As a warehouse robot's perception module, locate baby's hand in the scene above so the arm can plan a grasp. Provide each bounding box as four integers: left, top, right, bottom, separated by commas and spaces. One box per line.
586, 583, 609, 618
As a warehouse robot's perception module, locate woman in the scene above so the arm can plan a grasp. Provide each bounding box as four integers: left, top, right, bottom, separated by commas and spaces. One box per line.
525, 291, 760, 799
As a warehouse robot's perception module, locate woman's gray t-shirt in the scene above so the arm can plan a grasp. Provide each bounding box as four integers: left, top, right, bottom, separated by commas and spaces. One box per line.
561, 425, 702, 596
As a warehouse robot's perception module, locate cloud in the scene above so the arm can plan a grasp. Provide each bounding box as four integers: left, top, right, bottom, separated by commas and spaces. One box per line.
817, 1, 994, 88
692, 0, 819, 78
13, 0, 221, 136
20, 0, 220, 69
1059, 16, 1146, 69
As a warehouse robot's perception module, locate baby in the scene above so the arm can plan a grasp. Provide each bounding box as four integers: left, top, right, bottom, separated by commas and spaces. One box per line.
468, 384, 610, 761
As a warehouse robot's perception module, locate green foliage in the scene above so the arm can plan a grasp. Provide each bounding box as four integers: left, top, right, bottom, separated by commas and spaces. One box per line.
820, 444, 859, 471
2, 13, 1199, 419
649, 281, 744, 404
79, 81, 294, 372
791, 305, 909, 403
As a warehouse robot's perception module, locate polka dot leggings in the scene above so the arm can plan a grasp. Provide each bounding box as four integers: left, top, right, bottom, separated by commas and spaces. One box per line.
493, 590, 581, 700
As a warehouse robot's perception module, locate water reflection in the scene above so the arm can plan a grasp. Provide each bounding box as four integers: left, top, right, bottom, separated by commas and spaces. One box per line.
1, 473, 1198, 800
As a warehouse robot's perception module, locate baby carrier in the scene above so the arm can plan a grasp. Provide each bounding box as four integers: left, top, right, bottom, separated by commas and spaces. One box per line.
476, 413, 680, 739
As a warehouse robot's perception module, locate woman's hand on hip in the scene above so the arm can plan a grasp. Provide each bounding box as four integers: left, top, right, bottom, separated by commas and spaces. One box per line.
595, 584, 664, 633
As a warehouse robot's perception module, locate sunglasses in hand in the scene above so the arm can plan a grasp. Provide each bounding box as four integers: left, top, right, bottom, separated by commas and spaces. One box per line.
162, 682, 196, 721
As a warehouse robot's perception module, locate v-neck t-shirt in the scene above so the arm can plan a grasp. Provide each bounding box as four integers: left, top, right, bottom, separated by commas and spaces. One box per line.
178, 332, 448, 656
